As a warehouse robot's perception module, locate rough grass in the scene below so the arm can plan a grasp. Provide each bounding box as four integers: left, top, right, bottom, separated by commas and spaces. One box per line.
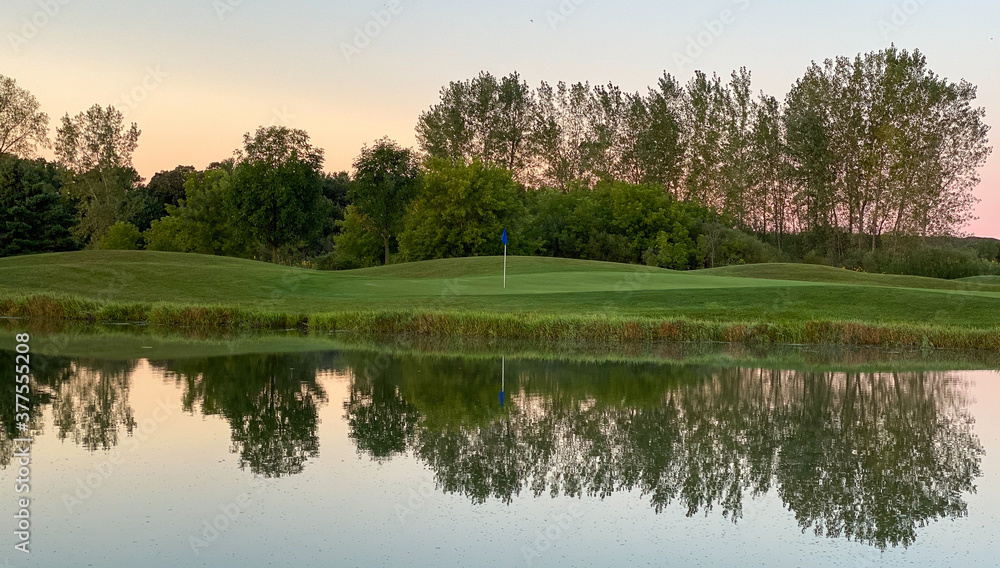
1, 293, 999, 351
1, 251, 999, 349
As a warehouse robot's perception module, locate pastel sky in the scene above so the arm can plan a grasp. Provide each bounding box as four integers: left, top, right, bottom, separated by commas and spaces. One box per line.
3, 0, 998, 236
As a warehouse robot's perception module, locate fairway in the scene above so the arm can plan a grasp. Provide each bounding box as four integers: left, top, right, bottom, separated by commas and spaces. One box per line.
1, 251, 999, 335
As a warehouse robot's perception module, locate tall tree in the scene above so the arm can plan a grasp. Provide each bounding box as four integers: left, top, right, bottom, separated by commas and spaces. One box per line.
349, 137, 421, 264
784, 48, 992, 245
55, 105, 140, 173
417, 72, 536, 179
55, 104, 142, 246
629, 74, 687, 192
226, 126, 329, 262
0, 155, 77, 257
0, 75, 49, 158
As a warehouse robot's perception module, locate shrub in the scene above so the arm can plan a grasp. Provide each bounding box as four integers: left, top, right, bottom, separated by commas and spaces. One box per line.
327, 206, 384, 269
699, 223, 781, 267
802, 250, 830, 266
100, 222, 141, 250
399, 159, 524, 261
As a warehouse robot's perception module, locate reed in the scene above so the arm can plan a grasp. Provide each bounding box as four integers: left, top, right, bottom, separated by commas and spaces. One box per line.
2, 293, 998, 351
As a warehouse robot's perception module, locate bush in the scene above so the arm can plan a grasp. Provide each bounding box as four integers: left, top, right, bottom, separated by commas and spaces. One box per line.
100, 222, 142, 250
525, 181, 710, 269
399, 159, 524, 261
327, 206, 384, 269
802, 250, 830, 266
699, 223, 781, 267
867, 245, 1000, 279
143, 216, 189, 252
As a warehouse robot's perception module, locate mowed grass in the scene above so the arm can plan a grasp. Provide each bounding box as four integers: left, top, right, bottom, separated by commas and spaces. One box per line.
1, 251, 999, 347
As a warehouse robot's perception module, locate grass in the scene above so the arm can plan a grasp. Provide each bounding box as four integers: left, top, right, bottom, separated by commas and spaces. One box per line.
959, 275, 1000, 284
5, 320, 999, 372
1, 250, 999, 349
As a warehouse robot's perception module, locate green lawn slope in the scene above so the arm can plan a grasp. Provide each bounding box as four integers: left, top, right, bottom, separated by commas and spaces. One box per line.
1, 251, 999, 349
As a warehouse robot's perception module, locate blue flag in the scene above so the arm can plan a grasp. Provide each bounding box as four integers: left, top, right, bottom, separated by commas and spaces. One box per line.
501, 228, 508, 246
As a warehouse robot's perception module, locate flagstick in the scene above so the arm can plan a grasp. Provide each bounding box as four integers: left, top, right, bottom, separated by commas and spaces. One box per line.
503, 244, 507, 289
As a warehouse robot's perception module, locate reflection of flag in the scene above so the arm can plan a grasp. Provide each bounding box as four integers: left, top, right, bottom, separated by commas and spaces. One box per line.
501, 228, 508, 246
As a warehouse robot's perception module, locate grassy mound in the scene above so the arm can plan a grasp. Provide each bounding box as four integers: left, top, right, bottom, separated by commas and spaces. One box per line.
699, 263, 1000, 292
1, 251, 999, 349
347, 255, 656, 278
959, 275, 1000, 284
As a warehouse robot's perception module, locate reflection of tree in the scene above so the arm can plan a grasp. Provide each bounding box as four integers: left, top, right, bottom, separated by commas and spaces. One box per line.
0, 353, 136, 464
163, 353, 330, 477
342, 353, 418, 462
777, 372, 981, 548
50, 360, 138, 451
344, 357, 984, 550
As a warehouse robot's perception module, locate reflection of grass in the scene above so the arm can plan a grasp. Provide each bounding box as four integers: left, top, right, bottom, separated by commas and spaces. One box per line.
1, 251, 1000, 349
3, 320, 998, 372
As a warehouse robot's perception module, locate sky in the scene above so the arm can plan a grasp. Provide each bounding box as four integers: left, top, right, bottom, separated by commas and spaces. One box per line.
2, 0, 998, 236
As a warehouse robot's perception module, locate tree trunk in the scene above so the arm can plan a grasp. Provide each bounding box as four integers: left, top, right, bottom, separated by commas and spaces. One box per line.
384, 235, 390, 266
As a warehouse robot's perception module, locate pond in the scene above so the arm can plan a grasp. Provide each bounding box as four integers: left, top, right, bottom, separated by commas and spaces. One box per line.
1, 331, 998, 567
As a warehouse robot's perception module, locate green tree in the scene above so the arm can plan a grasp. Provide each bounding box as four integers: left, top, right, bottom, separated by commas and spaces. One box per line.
147, 165, 196, 207
99, 221, 141, 250
784, 48, 991, 246
399, 159, 524, 261
349, 138, 421, 264
0, 75, 49, 158
120, 186, 166, 232
0, 155, 77, 256
226, 126, 329, 262
144, 167, 249, 257
417, 72, 536, 176
55, 104, 142, 246
328, 205, 384, 269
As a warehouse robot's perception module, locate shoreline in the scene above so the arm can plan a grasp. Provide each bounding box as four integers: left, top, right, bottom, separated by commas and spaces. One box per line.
2, 293, 999, 352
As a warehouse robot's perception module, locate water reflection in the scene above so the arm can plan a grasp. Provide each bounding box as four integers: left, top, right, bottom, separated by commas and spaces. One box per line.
0, 349, 985, 550
341, 355, 984, 550
163, 354, 330, 477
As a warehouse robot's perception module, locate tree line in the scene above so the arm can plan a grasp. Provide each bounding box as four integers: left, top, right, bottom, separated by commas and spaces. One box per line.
0, 47, 996, 277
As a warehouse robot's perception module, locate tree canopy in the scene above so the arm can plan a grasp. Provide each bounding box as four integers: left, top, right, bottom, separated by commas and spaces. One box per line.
227, 126, 330, 261
0, 74, 49, 158
347, 137, 422, 264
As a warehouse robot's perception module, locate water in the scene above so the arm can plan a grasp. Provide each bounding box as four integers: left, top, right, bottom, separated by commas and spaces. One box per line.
2, 337, 998, 567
